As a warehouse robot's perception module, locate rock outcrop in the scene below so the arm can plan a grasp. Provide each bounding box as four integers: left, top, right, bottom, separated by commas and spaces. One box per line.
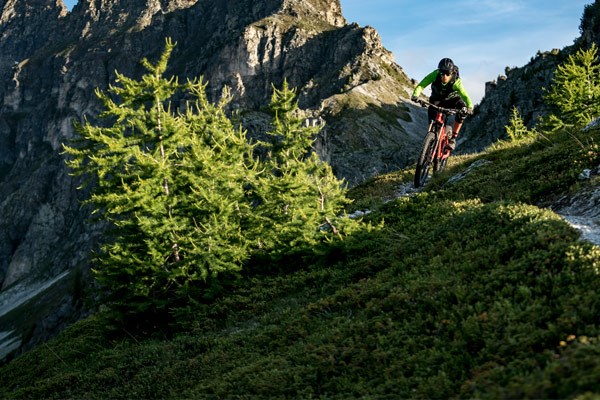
460, 0, 600, 153
460, 49, 567, 153
0, 0, 423, 360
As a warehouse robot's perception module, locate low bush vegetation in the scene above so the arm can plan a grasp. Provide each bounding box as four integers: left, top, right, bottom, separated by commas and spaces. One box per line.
2, 117, 600, 399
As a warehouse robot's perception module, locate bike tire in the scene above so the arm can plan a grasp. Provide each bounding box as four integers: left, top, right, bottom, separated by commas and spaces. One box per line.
414, 130, 437, 188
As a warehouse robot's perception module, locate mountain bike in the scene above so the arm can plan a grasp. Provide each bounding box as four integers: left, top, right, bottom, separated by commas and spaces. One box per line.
413, 100, 459, 188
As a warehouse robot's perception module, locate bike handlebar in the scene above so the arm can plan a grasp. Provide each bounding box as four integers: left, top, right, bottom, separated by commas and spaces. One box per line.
414, 99, 459, 115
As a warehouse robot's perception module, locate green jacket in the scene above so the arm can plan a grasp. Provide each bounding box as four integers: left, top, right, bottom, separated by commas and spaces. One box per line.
412, 69, 474, 109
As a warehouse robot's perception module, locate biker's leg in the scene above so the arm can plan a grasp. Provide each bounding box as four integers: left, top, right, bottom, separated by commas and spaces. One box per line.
452, 121, 463, 137
447, 125, 459, 150
448, 116, 464, 151
450, 98, 467, 136
448, 99, 467, 150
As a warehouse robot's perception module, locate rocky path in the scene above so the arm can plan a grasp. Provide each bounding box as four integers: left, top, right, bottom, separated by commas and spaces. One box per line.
551, 180, 600, 246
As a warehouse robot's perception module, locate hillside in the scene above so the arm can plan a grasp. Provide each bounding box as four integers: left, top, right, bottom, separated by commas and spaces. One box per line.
0, 0, 419, 361
1, 120, 599, 397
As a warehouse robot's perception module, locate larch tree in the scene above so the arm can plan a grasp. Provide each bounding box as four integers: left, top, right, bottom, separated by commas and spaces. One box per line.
542, 43, 600, 131
251, 81, 354, 254
505, 106, 533, 141
63, 39, 258, 314
64, 40, 358, 317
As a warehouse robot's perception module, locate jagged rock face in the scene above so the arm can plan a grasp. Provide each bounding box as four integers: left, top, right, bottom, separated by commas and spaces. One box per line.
0, 0, 66, 59
460, 49, 566, 153
460, 0, 600, 153
0, 0, 421, 359
579, 1, 600, 49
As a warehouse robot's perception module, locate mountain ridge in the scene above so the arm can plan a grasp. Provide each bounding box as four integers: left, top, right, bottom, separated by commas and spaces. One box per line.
462, 1, 600, 151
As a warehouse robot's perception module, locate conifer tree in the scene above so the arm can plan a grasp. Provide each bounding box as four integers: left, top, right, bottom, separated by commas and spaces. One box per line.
64, 41, 359, 316
505, 106, 532, 141
63, 39, 257, 314
542, 43, 600, 130
252, 81, 353, 254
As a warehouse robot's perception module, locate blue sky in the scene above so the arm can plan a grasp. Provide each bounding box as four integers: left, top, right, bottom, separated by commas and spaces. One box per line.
63, 0, 591, 104
339, 0, 592, 104
64, 0, 77, 11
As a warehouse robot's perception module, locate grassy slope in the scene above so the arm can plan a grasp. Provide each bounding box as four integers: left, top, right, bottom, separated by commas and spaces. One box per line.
1, 127, 600, 399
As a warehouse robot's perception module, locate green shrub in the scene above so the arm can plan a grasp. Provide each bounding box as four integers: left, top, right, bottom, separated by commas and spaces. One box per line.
541, 43, 600, 131
505, 106, 534, 141
63, 41, 356, 318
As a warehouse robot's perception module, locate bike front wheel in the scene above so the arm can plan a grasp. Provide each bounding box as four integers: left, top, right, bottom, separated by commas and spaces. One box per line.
414, 130, 437, 188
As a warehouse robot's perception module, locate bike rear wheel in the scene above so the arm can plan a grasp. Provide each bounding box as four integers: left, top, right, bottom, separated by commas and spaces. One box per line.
414, 130, 437, 188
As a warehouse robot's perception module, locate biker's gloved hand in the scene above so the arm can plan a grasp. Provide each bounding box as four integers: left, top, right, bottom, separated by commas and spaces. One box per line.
411, 95, 418, 103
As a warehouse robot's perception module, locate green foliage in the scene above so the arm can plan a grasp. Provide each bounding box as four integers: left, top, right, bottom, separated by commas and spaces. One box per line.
2, 197, 600, 399
62, 41, 355, 316
252, 80, 357, 254
6, 111, 600, 399
64, 39, 259, 314
541, 43, 600, 131
505, 106, 533, 141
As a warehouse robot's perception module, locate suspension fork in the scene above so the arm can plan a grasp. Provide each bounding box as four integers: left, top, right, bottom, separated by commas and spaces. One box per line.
427, 120, 443, 163
435, 112, 450, 157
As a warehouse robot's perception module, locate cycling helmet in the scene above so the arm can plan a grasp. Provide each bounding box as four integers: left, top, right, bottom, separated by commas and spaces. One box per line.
438, 58, 455, 74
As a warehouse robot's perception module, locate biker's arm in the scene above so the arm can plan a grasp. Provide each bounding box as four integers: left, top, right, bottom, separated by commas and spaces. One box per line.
453, 78, 474, 109
412, 70, 439, 98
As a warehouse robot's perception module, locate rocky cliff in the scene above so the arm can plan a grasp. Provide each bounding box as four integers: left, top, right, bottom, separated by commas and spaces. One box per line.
0, 0, 422, 360
459, 49, 567, 152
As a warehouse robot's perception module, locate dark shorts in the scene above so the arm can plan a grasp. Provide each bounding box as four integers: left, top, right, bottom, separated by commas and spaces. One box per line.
428, 96, 467, 123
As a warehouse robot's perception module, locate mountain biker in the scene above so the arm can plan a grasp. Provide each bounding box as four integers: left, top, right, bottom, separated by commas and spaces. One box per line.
411, 58, 474, 150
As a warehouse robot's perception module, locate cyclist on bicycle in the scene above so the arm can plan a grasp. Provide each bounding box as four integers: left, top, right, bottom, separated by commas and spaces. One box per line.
411, 58, 474, 150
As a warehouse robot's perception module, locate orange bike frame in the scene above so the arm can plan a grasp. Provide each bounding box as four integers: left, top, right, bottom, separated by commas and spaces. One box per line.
428, 111, 451, 164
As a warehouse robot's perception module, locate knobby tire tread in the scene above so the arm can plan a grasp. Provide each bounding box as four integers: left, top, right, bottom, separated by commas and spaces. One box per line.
414, 130, 437, 188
